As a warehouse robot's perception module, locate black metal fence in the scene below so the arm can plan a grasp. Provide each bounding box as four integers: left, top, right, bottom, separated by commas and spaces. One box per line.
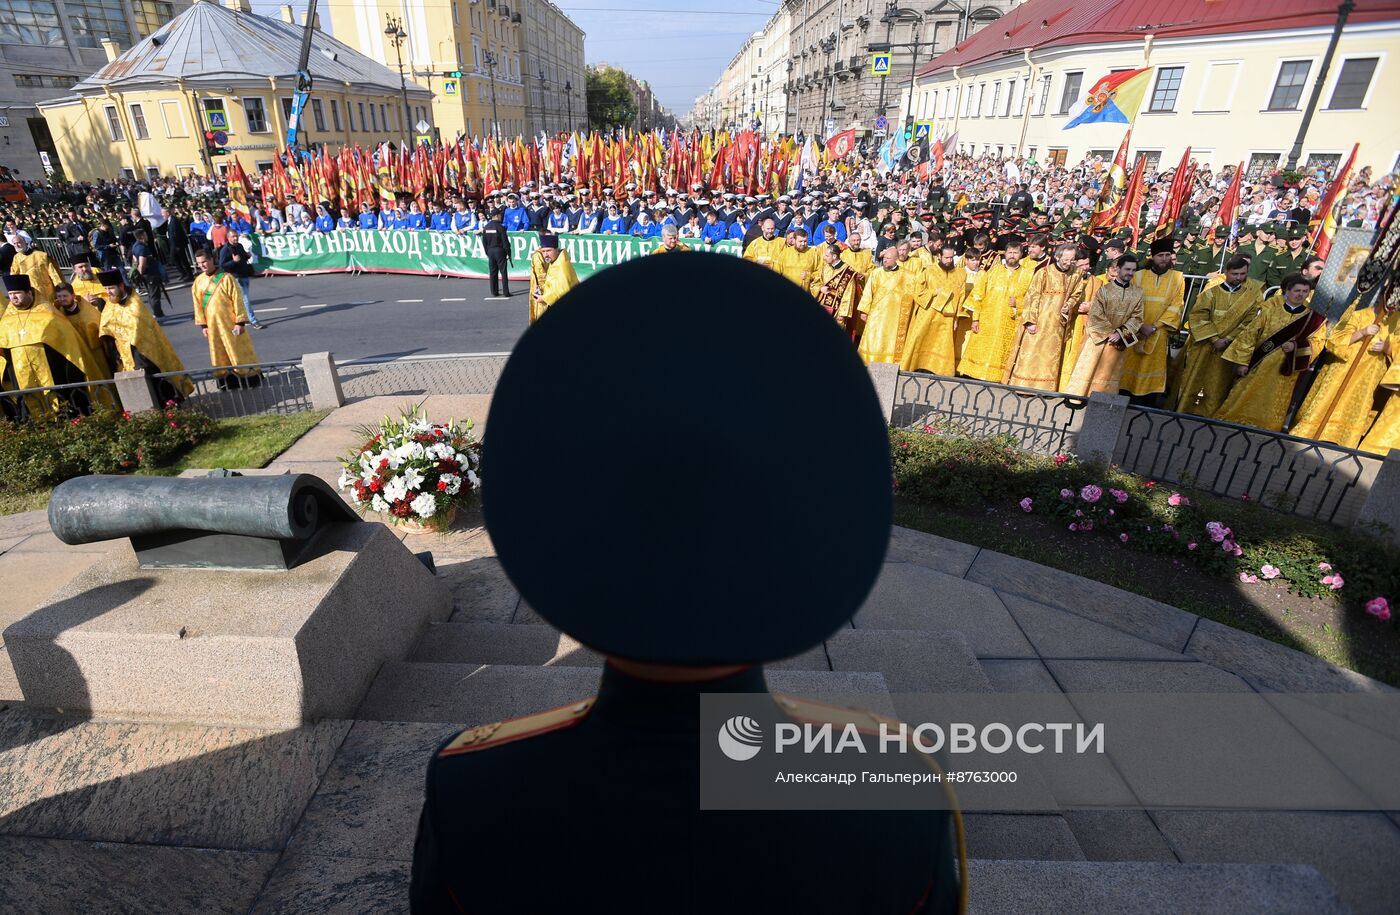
152, 361, 313, 421
1115, 406, 1375, 526
893, 371, 1088, 456
0, 377, 122, 422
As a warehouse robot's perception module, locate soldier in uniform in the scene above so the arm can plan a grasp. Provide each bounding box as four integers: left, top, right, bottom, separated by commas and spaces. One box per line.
410, 254, 966, 914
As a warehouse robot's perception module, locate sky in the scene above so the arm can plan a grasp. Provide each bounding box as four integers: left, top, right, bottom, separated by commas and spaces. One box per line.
253, 0, 777, 118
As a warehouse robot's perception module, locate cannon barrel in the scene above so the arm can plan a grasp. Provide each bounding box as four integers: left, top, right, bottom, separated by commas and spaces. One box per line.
48, 474, 356, 545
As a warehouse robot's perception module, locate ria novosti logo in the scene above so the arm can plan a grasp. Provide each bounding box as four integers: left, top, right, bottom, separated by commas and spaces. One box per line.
717, 716, 764, 761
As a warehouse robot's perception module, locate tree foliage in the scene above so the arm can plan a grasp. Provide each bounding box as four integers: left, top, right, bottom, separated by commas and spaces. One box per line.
587, 67, 636, 131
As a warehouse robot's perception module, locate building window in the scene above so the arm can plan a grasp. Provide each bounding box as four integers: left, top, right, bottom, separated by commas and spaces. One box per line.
1246, 152, 1280, 179
1035, 74, 1051, 116
358, 102, 366, 131
1005, 79, 1017, 117
369, 103, 377, 133
1147, 66, 1183, 112
13, 74, 76, 89
1057, 72, 1082, 115
473, 37, 482, 71
990, 81, 1001, 117
132, 0, 174, 37
103, 104, 123, 141
312, 98, 326, 131
128, 103, 149, 139
1047, 148, 1067, 167
244, 96, 268, 133
1134, 150, 1162, 173
0, 0, 65, 45
1327, 57, 1377, 109
331, 99, 342, 131
1305, 152, 1342, 177
381, 104, 389, 130
159, 99, 187, 137
121, 167, 135, 179
146, 165, 159, 180
1267, 60, 1310, 111
68, 0, 131, 49
280, 96, 294, 127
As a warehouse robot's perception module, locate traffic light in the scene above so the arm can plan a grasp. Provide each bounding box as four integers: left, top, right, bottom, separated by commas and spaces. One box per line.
446, 70, 462, 78
204, 129, 228, 157
903, 126, 913, 142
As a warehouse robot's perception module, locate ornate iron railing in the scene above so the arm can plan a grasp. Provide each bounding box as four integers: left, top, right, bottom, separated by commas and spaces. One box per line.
152, 361, 313, 420
335, 353, 509, 400
893, 371, 1088, 455
1115, 406, 1377, 525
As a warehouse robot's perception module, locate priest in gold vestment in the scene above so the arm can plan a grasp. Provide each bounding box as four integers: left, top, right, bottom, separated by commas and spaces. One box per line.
856, 247, 917, 366
1005, 244, 1085, 390
1169, 258, 1264, 417
8, 231, 64, 302
777, 231, 822, 296
0, 274, 100, 420
1359, 360, 1400, 455
1289, 299, 1400, 448
1216, 274, 1328, 432
192, 250, 260, 385
1066, 255, 1146, 396
69, 254, 108, 307
960, 243, 1033, 382
815, 245, 859, 324
840, 235, 875, 342
1061, 262, 1113, 392
529, 234, 581, 323
742, 218, 785, 270
901, 243, 966, 375
1118, 238, 1186, 399
54, 281, 111, 381
97, 269, 192, 404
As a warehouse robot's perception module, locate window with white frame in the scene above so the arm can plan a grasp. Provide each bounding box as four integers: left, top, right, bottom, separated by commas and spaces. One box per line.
1246, 152, 1280, 179
1267, 60, 1310, 111
1134, 150, 1161, 173
1147, 66, 1183, 112
1327, 57, 1377, 109
1305, 152, 1343, 177
1035, 74, 1051, 115
1057, 72, 1082, 115
128, 103, 149, 140
159, 99, 187, 138
103, 104, 123, 141
243, 96, 269, 133
312, 98, 326, 131
331, 99, 342, 132
991, 81, 1001, 117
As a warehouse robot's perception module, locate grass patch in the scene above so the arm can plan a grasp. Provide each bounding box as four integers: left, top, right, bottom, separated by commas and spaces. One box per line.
140, 410, 329, 476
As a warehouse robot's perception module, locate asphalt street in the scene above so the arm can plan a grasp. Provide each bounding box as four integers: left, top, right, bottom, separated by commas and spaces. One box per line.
155, 272, 529, 368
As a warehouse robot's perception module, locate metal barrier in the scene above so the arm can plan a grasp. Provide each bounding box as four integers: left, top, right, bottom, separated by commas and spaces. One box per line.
334, 353, 509, 400
152, 361, 314, 420
893, 371, 1088, 456
33, 236, 75, 271
0, 377, 121, 421
1115, 405, 1378, 526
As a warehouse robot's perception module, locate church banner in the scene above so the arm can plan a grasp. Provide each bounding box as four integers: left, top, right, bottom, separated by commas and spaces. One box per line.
253, 229, 742, 281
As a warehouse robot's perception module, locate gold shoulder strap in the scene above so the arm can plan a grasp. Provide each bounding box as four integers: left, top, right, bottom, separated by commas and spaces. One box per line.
439, 698, 594, 757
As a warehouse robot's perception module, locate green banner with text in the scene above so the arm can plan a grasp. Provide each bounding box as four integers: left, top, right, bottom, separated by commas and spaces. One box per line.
253, 229, 742, 280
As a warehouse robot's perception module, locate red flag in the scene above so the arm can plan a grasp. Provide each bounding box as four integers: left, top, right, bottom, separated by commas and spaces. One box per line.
1310, 142, 1358, 261
1121, 156, 1149, 248
226, 156, 253, 222
1151, 147, 1193, 241
824, 129, 856, 160
1215, 161, 1245, 241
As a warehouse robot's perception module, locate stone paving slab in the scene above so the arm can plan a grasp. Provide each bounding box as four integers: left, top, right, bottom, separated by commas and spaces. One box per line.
1064, 810, 1179, 862
249, 853, 410, 915
1185, 618, 1393, 694
764, 643, 833, 671
852, 563, 1036, 659
826, 629, 992, 693
886, 526, 981, 576
356, 663, 599, 724
966, 860, 1346, 915
0, 511, 50, 540
287, 720, 456, 863
0, 645, 19, 703
437, 557, 521, 624
411, 621, 602, 667
0, 835, 276, 915
0, 535, 27, 556
1257, 692, 1400, 811
0, 712, 350, 850
999, 593, 1188, 661
962, 813, 1085, 861
1154, 810, 1400, 915
0, 550, 105, 647
966, 550, 1197, 652
979, 659, 1061, 693
318, 394, 493, 430
5, 530, 124, 555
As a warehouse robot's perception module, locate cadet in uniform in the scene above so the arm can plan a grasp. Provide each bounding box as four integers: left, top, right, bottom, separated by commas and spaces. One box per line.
410, 254, 965, 915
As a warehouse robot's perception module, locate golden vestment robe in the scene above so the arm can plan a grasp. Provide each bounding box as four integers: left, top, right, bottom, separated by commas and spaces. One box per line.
1216, 298, 1329, 432
193, 271, 259, 377
1067, 281, 1146, 396
841, 247, 874, 277
1118, 268, 1185, 396
1359, 361, 1400, 455
10, 248, 64, 301
958, 260, 1032, 382
529, 249, 581, 323
60, 300, 112, 381
742, 236, 785, 270
1005, 264, 1085, 391
1060, 272, 1105, 391
901, 264, 966, 375
1169, 280, 1265, 416
839, 247, 875, 340
777, 245, 822, 296
856, 265, 916, 366
816, 260, 859, 321
98, 289, 192, 401
0, 300, 100, 419
70, 274, 108, 306
1290, 304, 1400, 448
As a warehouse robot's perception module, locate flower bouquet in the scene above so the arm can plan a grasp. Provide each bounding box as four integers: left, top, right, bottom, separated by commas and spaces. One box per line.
337, 408, 481, 533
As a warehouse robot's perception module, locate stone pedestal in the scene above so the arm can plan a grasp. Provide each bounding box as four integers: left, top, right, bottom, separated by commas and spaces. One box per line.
3, 522, 451, 728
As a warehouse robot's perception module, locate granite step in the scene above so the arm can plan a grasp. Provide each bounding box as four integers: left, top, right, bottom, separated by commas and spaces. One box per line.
966, 859, 1346, 915
356, 662, 893, 724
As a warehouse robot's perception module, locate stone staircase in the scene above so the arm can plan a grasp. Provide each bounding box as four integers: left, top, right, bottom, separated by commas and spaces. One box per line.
2, 488, 1394, 911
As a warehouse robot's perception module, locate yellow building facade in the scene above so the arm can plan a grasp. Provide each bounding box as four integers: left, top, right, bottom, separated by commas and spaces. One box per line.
38, 0, 434, 181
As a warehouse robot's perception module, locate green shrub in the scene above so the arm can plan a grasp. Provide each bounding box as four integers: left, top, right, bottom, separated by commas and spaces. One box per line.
0, 404, 214, 495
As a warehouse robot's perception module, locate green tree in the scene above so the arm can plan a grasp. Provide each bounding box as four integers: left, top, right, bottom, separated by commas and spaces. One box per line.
587, 66, 636, 131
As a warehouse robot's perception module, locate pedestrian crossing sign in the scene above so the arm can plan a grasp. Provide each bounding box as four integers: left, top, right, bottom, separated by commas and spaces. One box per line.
914, 122, 932, 140
444, 79, 458, 97
870, 53, 891, 76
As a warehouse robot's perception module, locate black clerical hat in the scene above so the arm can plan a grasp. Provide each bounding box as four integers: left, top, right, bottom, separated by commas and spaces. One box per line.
97, 269, 124, 286
482, 254, 892, 664
3, 273, 31, 292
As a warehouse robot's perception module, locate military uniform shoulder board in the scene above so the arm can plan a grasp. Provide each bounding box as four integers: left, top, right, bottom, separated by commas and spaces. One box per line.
439, 698, 594, 757
770, 693, 886, 736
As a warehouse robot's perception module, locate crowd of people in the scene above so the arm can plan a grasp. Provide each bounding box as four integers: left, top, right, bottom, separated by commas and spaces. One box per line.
1, 146, 1397, 453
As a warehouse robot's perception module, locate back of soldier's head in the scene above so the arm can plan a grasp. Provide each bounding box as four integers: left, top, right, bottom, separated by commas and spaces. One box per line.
483, 254, 891, 665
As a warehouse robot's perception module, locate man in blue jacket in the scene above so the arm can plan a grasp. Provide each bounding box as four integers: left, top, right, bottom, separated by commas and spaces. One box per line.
503, 193, 531, 231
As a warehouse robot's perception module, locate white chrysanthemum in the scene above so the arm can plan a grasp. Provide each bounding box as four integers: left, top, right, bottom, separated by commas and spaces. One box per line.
402, 467, 425, 491
410, 492, 437, 518
337, 471, 354, 490
465, 469, 479, 488
439, 473, 461, 496
382, 477, 410, 504
370, 495, 389, 513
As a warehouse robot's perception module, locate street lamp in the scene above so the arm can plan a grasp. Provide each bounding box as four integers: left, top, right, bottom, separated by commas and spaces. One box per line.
564, 80, 573, 132
384, 14, 412, 148
537, 67, 548, 134
872, 4, 924, 123
483, 49, 502, 141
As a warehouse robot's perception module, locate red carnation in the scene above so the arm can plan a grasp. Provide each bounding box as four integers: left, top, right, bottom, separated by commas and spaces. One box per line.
437, 481, 448, 491
369, 480, 381, 492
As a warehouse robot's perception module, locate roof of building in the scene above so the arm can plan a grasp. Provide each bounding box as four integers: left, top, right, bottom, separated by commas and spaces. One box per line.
915, 0, 1400, 78
72, 0, 430, 95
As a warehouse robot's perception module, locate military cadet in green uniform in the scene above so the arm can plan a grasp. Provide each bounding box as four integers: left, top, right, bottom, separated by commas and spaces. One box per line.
1244, 222, 1278, 284
410, 254, 966, 915
1192, 226, 1234, 277
1266, 225, 1312, 289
